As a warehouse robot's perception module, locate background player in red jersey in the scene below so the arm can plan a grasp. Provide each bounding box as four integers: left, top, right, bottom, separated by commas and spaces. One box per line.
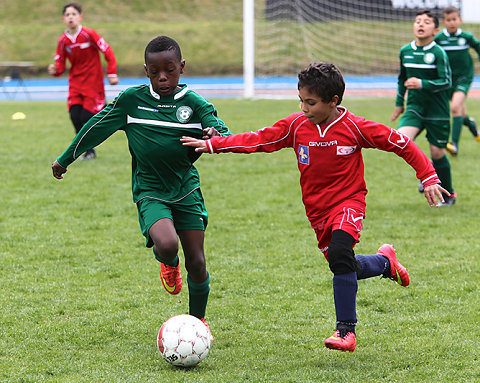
181, 62, 448, 352
48, 2, 118, 160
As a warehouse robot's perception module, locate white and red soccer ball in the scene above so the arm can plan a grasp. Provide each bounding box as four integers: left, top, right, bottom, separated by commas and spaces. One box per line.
157, 314, 211, 367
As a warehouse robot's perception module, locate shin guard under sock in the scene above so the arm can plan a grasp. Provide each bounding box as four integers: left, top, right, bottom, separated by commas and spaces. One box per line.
451, 116, 463, 145
333, 272, 358, 332
188, 273, 210, 319
432, 155, 454, 195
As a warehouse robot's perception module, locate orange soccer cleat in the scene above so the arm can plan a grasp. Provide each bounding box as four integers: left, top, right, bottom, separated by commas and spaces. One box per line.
324, 330, 356, 352
378, 244, 409, 287
160, 261, 182, 295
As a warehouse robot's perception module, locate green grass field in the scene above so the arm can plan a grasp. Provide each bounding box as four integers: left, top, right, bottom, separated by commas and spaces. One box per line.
1, 98, 479, 382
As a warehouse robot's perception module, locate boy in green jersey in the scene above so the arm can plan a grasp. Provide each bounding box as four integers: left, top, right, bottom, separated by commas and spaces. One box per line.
391, 9, 456, 206
52, 36, 231, 336
435, 5, 480, 155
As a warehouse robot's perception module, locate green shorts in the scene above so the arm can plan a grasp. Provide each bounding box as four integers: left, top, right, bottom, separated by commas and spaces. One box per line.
136, 188, 208, 248
448, 75, 473, 97
398, 109, 450, 148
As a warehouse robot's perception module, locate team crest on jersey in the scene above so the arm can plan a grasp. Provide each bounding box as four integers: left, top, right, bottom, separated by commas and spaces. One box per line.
298, 145, 309, 165
424, 53, 435, 64
176, 106, 193, 123
458, 37, 466, 46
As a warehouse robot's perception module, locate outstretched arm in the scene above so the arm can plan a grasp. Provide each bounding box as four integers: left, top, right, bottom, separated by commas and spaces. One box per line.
52, 160, 67, 179
424, 184, 449, 207
181, 136, 209, 153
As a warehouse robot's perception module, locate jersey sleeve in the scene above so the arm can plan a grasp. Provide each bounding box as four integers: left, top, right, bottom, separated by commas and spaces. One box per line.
420, 48, 452, 92
395, 50, 407, 107
197, 99, 232, 136
87, 28, 117, 77
466, 32, 480, 60
52, 37, 67, 76
206, 116, 294, 154
56, 91, 128, 167
358, 119, 440, 187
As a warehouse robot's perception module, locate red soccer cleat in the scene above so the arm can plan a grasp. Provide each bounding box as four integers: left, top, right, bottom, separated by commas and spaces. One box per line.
324, 330, 356, 352
377, 244, 409, 287
160, 261, 182, 295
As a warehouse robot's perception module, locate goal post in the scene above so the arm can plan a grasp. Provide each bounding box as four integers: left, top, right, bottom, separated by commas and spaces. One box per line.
243, 0, 255, 98
244, 0, 480, 98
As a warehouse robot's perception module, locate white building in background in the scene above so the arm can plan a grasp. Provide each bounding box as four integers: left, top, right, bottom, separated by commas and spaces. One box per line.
462, 0, 480, 23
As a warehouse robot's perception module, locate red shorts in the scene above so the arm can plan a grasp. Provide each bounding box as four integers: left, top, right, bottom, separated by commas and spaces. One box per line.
311, 201, 365, 258
68, 90, 106, 114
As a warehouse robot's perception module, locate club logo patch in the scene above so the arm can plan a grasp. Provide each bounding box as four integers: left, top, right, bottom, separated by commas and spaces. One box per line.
458, 37, 466, 46
424, 53, 435, 64
176, 106, 193, 123
298, 144, 309, 165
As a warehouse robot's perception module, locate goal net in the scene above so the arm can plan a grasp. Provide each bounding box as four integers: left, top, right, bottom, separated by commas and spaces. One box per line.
253, 0, 466, 78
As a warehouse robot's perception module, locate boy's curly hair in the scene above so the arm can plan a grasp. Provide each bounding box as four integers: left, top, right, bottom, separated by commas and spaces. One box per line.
145, 36, 182, 63
298, 63, 345, 105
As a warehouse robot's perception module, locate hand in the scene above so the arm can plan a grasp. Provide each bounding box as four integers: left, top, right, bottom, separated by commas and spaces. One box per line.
390, 106, 404, 122
47, 64, 56, 75
180, 136, 209, 153
52, 160, 67, 179
202, 127, 220, 139
108, 75, 119, 85
404, 77, 421, 89
424, 183, 449, 207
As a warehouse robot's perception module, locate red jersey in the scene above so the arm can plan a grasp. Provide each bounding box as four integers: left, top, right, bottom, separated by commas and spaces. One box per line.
207, 107, 439, 225
52, 26, 117, 99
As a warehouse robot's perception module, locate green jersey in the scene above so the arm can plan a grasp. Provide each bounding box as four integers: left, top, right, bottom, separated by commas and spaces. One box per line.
57, 84, 231, 203
395, 40, 452, 119
435, 28, 480, 81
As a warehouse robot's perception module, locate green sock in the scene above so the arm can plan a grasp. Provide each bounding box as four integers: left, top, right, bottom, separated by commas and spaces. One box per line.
451, 116, 463, 145
188, 273, 210, 319
463, 115, 478, 136
152, 247, 179, 267
432, 155, 454, 195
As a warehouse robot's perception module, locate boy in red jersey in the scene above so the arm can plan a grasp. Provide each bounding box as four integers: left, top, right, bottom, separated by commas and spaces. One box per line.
181, 63, 448, 352
48, 2, 118, 160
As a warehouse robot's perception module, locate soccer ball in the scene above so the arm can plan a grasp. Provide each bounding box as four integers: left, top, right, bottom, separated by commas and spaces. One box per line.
157, 314, 211, 367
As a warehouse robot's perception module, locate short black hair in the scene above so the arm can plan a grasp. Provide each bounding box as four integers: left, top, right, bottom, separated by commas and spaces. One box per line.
297, 63, 345, 105
442, 6, 460, 17
416, 9, 439, 28
63, 2, 82, 14
144, 36, 182, 63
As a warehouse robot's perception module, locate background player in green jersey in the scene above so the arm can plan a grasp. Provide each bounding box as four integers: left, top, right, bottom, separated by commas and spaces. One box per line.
391, 9, 456, 206
435, 6, 480, 155
52, 36, 232, 337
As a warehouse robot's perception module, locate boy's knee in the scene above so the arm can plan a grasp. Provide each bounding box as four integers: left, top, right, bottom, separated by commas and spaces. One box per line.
328, 243, 358, 274
154, 239, 178, 259
69, 105, 81, 122
185, 253, 206, 276
451, 105, 462, 116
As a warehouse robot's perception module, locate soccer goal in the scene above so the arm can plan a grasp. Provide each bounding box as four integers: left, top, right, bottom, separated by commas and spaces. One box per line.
245, 0, 479, 97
